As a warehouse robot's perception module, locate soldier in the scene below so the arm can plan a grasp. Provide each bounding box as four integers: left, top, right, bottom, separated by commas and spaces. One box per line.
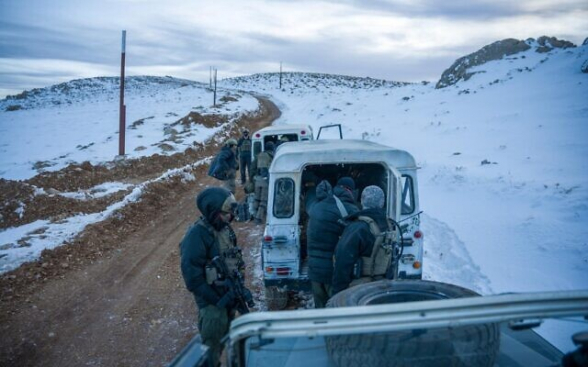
179, 187, 251, 367
251, 141, 275, 224
237, 129, 252, 185
208, 139, 239, 194
306, 178, 359, 308
331, 185, 396, 296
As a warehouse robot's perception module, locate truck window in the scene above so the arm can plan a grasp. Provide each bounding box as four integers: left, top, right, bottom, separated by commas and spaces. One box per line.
274, 178, 295, 218
401, 175, 415, 215
253, 141, 262, 157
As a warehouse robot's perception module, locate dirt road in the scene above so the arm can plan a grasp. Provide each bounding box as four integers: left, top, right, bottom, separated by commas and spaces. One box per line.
0, 97, 280, 366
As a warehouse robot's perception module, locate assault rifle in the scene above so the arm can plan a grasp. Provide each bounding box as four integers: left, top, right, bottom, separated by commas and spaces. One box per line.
211, 256, 255, 314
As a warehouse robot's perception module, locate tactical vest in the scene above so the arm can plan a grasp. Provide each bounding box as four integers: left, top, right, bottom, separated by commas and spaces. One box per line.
349, 216, 397, 287
257, 151, 272, 169
197, 219, 243, 284
256, 151, 273, 177
239, 138, 252, 153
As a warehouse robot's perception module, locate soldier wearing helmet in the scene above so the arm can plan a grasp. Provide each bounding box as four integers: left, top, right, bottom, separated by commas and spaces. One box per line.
180, 187, 252, 367
208, 138, 239, 194
237, 129, 252, 185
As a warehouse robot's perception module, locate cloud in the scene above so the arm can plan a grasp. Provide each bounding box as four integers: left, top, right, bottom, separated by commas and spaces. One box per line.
0, 0, 587, 97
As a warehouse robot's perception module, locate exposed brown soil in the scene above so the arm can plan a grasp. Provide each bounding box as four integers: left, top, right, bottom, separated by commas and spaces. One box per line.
1, 101, 270, 230
0, 96, 280, 366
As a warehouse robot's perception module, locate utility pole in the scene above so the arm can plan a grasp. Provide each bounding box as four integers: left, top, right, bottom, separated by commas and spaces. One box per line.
279, 61, 282, 89
213, 68, 218, 107
119, 30, 126, 156
209, 66, 212, 88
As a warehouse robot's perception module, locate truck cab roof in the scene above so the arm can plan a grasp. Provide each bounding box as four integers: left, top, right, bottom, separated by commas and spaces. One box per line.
271, 139, 418, 173
254, 124, 313, 136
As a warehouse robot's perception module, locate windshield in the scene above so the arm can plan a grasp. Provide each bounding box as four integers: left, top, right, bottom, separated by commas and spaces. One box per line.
243, 321, 568, 367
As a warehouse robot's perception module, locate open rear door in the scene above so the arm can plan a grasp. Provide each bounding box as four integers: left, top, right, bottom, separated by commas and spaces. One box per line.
316, 124, 343, 139
388, 166, 402, 221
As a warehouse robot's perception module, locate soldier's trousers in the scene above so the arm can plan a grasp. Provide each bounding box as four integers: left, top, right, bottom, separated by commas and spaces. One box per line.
311, 281, 332, 309
222, 169, 237, 194
198, 304, 231, 367
239, 155, 251, 184
254, 175, 269, 221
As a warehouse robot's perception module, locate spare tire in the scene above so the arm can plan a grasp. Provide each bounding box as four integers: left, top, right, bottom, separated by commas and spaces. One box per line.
326, 280, 500, 367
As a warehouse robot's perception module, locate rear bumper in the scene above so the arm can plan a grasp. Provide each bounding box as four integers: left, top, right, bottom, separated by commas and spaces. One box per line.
398, 271, 422, 280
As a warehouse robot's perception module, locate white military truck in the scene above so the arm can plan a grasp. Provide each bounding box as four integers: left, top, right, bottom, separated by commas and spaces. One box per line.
250, 124, 314, 162
170, 282, 588, 367
261, 139, 423, 308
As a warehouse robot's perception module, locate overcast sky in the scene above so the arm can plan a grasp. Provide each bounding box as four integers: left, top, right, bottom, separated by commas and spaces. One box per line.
0, 0, 586, 97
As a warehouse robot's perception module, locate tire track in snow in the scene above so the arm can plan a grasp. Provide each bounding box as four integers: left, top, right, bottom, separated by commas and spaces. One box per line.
421, 213, 493, 295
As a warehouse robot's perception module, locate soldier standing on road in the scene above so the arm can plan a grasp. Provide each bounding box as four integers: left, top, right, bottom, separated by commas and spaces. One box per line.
180, 187, 251, 367
306, 177, 359, 308
331, 185, 396, 296
237, 129, 252, 185
208, 139, 239, 194
251, 141, 275, 224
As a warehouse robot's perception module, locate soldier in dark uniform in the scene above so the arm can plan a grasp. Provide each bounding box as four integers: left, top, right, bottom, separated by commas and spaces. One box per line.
208, 139, 239, 194
331, 185, 396, 296
251, 141, 275, 224
306, 178, 359, 308
237, 129, 252, 185
180, 187, 251, 367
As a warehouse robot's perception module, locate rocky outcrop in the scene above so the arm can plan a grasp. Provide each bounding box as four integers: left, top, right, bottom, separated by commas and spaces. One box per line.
436, 39, 530, 88
535, 36, 575, 53
436, 36, 577, 89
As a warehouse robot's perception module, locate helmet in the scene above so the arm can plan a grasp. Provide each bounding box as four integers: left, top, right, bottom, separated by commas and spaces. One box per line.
242, 128, 250, 135
280, 135, 290, 142
225, 138, 238, 147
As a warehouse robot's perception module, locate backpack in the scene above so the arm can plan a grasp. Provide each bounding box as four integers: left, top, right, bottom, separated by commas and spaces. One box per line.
235, 200, 250, 222
355, 216, 401, 279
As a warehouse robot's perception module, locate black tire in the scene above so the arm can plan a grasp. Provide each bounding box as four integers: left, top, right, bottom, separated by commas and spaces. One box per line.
326, 280, 500, 367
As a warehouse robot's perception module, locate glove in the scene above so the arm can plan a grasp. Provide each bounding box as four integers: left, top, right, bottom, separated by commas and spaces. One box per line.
242, 287, 255, 307
216, 288, 235, 309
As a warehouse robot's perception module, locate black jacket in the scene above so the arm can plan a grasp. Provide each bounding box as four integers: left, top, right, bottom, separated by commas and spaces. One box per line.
180, 188, 231, 308
331, 208, 389, 295
307, 181, 359, 284
208, 145, 237, 180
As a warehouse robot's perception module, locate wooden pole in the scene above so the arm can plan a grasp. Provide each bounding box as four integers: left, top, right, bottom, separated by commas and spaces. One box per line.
279, 61, 282, 89
119, 30, 126, 156
213, 68, 217, 107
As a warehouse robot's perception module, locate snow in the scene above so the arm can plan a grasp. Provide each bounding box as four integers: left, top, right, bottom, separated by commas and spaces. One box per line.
1, 43, 587, 352
221, 44, 588, 351
57, 182, 134, 200
0, 76, 259, 180
0, 159, 207, 274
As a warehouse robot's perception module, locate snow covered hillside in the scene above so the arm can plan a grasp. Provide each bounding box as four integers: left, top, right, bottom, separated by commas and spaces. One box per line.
0, 76, 259, 180
0, 75, 260, 276
0, 36, 586, 351
220, 38, 588, 350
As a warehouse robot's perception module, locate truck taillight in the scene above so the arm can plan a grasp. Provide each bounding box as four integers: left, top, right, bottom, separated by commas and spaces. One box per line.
265, 266, 274, 273
264, 235, 273, 242
414, 230, 423, 239
301, 130, 306, 135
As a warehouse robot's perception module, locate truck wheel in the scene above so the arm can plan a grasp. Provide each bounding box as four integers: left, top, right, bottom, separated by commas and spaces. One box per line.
265, 286, 288, 310
326, 280, 500, 367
